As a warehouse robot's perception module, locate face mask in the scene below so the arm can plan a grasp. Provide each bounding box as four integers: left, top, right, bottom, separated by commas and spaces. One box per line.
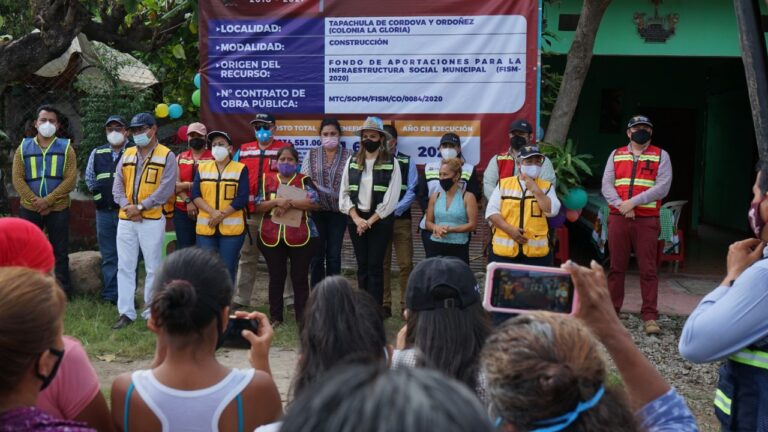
36, 348, 64, 390
212, 146, 229, 162
133, 132, 150, 147
278, 162, 296, 177
189, 138, 206, 150
38, 122, 56, 138
510, 135, 527, 151
440, 148, 458, 159
107, 131, 124, 146
322, 136, 339, 149
363, 139, 380, 153
256, 128, 273, 143
748, 198, 767, 238
439, 178, 455, 192
631, 129, 652, 145
520, 165, 542, 179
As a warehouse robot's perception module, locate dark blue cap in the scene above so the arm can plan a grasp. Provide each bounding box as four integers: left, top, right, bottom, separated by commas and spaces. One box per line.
406, 257, 480, 311
627, 115, 653, 129
509, 119, 533, 133
519, 145, 543, 159
104, 115, 127, 127
129, 112, 157, 128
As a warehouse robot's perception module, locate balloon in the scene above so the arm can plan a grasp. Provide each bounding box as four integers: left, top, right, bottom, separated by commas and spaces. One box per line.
192, 89, 201, 107
193, 73, 201, 89
547, 205, 567, 229
177, 125, 188, 141
565, 209, 580, 222
168, 103, 184, 119
562, 187, 588, 210
155, 103, 169, 118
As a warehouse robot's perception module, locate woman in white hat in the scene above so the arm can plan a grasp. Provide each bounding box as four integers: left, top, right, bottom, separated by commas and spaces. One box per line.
339, 116, 402, 310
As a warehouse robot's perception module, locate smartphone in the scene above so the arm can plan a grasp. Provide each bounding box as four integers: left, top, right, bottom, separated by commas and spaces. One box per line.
483, 262, 578, 315
219, 316, 259, 349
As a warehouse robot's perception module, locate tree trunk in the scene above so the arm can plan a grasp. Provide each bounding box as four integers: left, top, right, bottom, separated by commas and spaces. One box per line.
0, 0, 90, 87
543, 0, 612, 146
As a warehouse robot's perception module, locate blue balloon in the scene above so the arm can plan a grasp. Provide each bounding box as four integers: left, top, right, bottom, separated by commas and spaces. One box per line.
193, 73, 201, 89
168, 103, 184, 119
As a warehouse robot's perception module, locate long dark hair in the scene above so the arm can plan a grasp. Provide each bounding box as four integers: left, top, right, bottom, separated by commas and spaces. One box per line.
291, 276, 386, 398
281, 365, 494, 432
150, 248, 233, 342
405, 301, 491, 392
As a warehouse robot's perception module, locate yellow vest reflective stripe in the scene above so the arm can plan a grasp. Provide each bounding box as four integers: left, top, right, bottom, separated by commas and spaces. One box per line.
118, 145, 171, 220
196, 160, 246, 236
714, 388, 732, 416
729, 348, 768, 369
491, 176, 551, 258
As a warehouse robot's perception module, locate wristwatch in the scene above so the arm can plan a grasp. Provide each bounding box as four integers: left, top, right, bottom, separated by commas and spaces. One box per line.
184, 197, 192, 204
137, 204, 144, 212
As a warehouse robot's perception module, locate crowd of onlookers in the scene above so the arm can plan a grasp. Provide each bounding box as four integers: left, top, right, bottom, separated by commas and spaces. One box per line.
4, 104, 768, 431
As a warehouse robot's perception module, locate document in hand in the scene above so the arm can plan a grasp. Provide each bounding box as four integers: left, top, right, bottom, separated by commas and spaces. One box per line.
272, 183, 307, 228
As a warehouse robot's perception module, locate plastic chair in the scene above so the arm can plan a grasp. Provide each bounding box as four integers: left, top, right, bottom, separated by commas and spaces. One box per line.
553, 226, 569, 266
162, 231, 177, 258
657, 200, 687, 272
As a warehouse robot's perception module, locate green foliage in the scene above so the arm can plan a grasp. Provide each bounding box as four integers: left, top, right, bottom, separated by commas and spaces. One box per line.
539, 139, 594, 196
0, 0, 34, 38
131, 0, 199, 115
74, 43, 153, 189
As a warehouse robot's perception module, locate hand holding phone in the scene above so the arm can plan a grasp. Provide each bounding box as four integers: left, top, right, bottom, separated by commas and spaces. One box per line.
220, 315, 260, 349
483, 262, 578, 315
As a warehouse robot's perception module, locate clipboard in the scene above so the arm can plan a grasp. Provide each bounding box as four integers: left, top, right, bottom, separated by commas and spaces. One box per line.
271, 183, 307, 228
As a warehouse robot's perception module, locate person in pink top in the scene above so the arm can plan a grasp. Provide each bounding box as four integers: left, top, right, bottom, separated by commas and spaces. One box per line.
0, 217, 113, 431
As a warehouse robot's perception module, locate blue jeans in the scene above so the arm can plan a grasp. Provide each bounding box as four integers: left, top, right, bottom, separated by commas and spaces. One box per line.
309, 211, 347, 287
197, 234, 246, 283
173, 209, 197, 249
95, 209, 119, 302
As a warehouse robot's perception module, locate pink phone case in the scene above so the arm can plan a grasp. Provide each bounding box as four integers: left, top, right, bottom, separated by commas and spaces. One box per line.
482, 262, 580, 315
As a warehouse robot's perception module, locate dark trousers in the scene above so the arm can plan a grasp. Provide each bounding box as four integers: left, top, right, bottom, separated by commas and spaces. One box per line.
95, 209, 119, 302
607, 214, 660, 321
427, 239, 470, 264
420, 228, 434, 257
349, 213, 394, 306
258, 237, 318, 324
309, 210, 348, 287
173, 209, 197, 249
19, 207, 70, 295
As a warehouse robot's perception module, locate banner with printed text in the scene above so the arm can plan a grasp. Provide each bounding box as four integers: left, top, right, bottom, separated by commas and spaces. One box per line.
199, 0, 539, 168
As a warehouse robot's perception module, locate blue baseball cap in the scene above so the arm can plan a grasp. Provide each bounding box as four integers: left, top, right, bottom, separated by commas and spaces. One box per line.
129, 112, 157, 128
104, 115, 127, 127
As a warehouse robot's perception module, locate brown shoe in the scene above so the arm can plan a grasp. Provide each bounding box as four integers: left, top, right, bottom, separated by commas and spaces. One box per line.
644, 320, 661, 335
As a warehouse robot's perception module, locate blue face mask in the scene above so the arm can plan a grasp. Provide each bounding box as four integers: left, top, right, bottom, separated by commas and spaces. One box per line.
133, 133, 150, 147
495, 385, 605, 432
255, 128, 273, 143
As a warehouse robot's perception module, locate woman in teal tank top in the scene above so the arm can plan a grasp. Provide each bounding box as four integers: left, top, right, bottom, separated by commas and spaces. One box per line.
425, 158, 478, 263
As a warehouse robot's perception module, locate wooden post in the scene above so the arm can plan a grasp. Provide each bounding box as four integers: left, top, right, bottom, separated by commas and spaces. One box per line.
733, 0, 768, 159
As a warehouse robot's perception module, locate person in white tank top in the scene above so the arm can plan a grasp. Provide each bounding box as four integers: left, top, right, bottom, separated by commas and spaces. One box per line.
109, 248, 283, 431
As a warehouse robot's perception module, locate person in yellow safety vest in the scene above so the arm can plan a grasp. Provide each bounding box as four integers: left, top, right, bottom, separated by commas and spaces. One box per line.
111, 112, 177, 330
11, 105, 77, 296
486, 145, 561, 266
191, 131, 249, 283
255, 146, 320, 329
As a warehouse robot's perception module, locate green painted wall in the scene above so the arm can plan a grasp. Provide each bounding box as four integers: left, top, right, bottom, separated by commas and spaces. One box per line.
544, 0, 768, 57
548, 55, 756, 232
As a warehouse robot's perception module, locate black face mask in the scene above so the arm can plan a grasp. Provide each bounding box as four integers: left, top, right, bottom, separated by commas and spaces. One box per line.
510, 135, 527, 151
630, 129, 652, 145
189, 138, 206, 150
439, 178, 455, 192
36, 347, 65, 390
363, 139, 380, 153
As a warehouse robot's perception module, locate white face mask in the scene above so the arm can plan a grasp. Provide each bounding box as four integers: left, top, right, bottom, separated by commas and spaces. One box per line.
440, 148, 458, 159
212, 146, 230, 162
520, 165, 542, 179
107, 131, 125, 146
38, 122, 56, 138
